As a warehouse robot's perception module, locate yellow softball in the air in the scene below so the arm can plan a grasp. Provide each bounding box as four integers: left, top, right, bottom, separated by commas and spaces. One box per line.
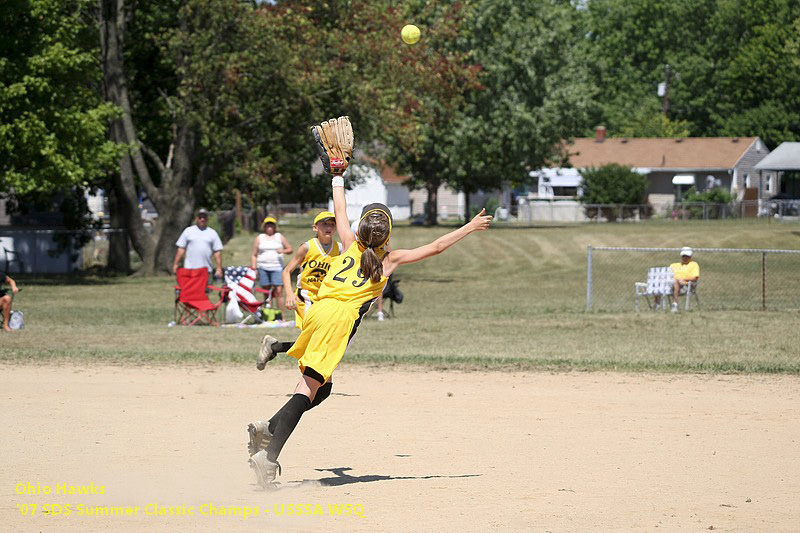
401, 24, 421, 45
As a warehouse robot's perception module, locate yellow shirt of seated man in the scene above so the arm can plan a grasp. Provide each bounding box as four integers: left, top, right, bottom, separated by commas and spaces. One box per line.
669, 260, 699, 280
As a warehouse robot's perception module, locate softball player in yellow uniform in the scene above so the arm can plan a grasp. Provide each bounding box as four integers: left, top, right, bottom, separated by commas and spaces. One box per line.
248, 174, 492, 488
284, 211, 341, 329
254, 211, 341, 371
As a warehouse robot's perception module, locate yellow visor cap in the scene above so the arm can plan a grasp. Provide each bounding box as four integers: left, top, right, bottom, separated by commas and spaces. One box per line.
313, 211, 336, 225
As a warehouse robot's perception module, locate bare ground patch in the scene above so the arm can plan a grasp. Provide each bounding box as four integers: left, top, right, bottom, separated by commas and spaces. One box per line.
2, 364, 799, 532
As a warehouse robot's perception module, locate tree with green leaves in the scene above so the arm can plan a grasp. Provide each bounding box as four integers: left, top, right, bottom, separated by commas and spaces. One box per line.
709, 0, 800, 146
0, 0, 122, 259
338, 0, 483, 225
377, 0, 594, 223
586, 0, 800, 146
578, 163, 648, 221
1, 0, 121, 195
101, 0, 269, 273
98, 0, 482, 271
100, 0, 342, 273
446, 0, 594, 218
617, 110, 690, 138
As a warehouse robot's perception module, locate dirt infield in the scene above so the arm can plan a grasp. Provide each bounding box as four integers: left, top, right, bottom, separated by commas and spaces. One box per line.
2, 364, 799, 532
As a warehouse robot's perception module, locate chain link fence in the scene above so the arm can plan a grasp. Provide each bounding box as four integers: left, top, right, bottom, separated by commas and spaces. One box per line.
586, 246, 800, 312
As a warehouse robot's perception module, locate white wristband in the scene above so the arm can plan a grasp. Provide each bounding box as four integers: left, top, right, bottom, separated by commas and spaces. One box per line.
331, 176, 344, 188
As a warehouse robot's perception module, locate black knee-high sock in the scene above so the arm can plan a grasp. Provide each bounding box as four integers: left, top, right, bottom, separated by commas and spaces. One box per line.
266, 394, 310, 462
267, 403, 290, 435
308, 382, 332, 410
273, 341, 294, 354
267, 382, 332, 433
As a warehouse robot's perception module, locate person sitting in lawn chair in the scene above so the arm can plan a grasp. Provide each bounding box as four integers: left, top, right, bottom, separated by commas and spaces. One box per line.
669, 247, 700, 313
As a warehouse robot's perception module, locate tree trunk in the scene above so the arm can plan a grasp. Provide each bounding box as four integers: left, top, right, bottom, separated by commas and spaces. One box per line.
99, 0, 156, 274
464, 190, 471, 221
153, 198, 194, 273
425, 180, 439, 226
106, 184, 130, 272
235, 189, 242, 229
99, 0, 208, 275
151, 128, 200, 273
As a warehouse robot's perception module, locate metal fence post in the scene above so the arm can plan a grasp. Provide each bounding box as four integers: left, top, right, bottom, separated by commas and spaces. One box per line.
762, 252, 767, 311
586, 245, 593, 311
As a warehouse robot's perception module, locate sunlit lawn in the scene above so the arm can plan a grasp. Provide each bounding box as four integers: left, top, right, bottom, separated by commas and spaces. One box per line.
3, 218, 800, 373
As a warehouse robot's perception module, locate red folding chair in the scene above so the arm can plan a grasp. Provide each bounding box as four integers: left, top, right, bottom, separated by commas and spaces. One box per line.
174, 268, 229, 326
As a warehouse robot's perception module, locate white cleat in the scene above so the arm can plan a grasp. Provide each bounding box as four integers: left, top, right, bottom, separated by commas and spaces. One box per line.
247, 420, 273, 456
249, 450, 281, 489
257, 335, 279, 370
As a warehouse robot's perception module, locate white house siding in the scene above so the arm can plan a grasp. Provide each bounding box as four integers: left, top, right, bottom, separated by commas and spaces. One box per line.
386, 183, 411, 220
328, 165, 411, 222
409, 185, 465, 220
0, 231, 81, 273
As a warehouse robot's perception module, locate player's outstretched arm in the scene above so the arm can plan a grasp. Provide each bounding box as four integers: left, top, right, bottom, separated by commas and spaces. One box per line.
383, 209, 492, 276
332, 176, 356, 250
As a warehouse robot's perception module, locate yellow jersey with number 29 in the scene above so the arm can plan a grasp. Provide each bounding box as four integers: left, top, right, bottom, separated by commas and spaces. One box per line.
316, 241, 388, 308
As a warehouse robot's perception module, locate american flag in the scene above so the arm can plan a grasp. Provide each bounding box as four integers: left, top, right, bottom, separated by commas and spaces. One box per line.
224, 266, 261, 308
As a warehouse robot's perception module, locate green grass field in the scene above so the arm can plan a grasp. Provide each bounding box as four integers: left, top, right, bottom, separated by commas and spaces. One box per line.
3, 219, 800, 373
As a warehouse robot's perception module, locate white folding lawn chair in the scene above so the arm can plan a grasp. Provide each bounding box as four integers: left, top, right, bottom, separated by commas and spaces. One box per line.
635, 267, 674, 311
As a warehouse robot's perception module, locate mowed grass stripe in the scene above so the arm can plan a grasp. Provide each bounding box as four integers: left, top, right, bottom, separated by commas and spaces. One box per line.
3, 219, 800, 373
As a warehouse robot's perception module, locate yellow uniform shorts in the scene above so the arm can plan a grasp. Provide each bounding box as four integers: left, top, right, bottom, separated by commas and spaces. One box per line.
294, 300, 306, 330
287, 298, 358, 382
293, 288, 313, 330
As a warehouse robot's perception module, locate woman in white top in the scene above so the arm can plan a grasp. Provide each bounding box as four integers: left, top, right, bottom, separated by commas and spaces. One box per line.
251, 216, 293, 315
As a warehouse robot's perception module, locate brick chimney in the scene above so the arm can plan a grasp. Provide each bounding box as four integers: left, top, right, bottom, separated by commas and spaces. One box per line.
595, 125, 606, 143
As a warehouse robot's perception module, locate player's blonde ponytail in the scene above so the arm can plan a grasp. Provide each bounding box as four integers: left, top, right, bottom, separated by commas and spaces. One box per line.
357, 212, 390, 282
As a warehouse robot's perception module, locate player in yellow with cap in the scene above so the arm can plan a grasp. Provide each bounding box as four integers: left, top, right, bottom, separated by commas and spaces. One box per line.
248, 172, 493, 488
253, 211, 341, 371
285, 210, 341, 328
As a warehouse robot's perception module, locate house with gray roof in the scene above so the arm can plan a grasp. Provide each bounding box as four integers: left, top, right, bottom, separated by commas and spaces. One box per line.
755, 142, 800, 197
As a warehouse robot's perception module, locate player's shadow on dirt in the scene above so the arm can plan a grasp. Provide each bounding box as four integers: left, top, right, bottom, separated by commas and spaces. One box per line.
301, 466, 480, 487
